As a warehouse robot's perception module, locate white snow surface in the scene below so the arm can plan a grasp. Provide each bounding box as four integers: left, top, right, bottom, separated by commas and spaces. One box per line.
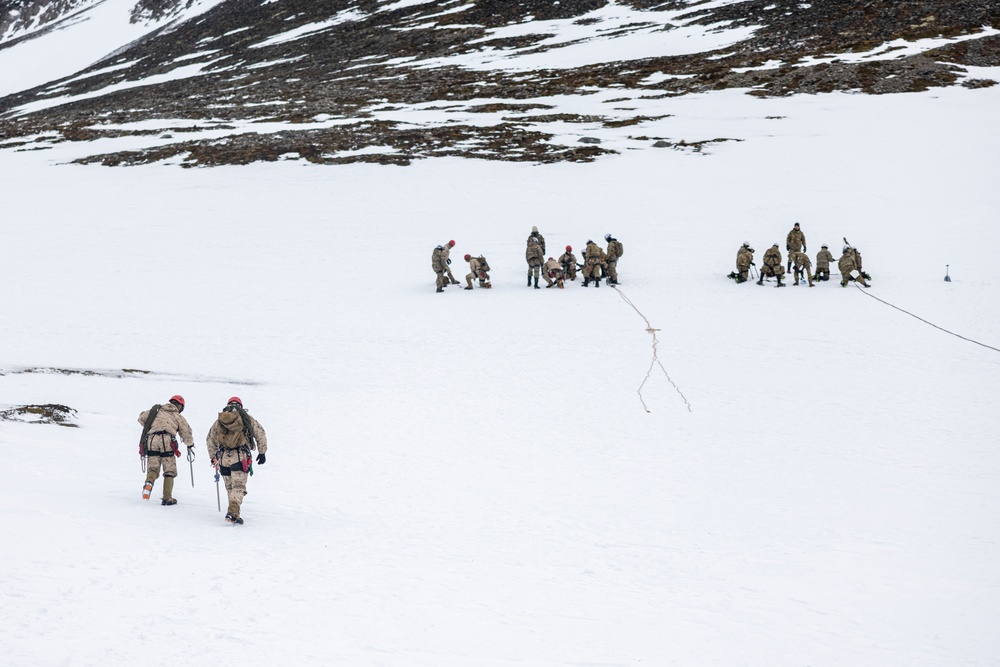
2, 65, 1000, 667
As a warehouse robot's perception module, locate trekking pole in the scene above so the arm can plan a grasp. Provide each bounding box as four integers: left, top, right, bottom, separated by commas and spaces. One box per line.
214, 465, 221, 512
186, 447, 196, 487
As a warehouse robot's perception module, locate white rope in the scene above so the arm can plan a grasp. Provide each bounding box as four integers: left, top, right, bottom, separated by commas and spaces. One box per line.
611, 284, 693, 413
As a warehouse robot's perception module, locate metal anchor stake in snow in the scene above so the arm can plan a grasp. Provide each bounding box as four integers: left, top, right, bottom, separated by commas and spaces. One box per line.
944, 264, 951, 282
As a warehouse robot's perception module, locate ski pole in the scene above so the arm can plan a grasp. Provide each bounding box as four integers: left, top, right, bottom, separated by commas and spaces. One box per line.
187, 447, 196, 487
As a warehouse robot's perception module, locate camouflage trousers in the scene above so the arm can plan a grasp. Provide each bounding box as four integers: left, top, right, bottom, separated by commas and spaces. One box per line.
445, 266, 460, 284
760, 263, 784, 278
145, 433, 178, 483
583, 260, 604, 279
543, 268, 564, 286
435, 270, 448, 289
606, 259, 619, 283
218, 447, 251, 516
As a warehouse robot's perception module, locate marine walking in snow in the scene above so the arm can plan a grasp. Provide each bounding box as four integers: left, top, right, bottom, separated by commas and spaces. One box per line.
137, 395, 194, 506
206, 397, 268, 525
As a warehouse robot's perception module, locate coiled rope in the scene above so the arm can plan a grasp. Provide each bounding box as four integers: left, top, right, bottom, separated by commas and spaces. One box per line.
854, 284, 1000, 353
612, 285, 693, 413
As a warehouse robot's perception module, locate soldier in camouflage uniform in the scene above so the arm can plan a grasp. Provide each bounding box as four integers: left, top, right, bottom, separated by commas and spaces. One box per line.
464, 254, 490, 289
440, 240, 460, 285
582, 240, 606, 287
791, 251, 814, 287
431, 244, 449, 293
815, 244, 835, 281
786, 222, 806, 273
559, 245, 577, 281
526, 226, 546, 255
852, 247, 870, 281
757, 244, 786, 287
138, 395, 194, 506
732, 243, 754, 283
206, 397, 268, 525
604, 233, 624, 285
838, 245, 869, 288
542, 257, 565, 288
526, 236, 544, 289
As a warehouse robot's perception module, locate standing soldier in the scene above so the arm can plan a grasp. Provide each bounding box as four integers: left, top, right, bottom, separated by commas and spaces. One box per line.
542, 257, 565, 288
732, 243, 754, 283
838, 245, 870, 287
786, 222, 806, 274
463, 253, 491, 289
815, 244, 835, 281
206, 397, 268, 525
440, 240, 460, 286
137, 395, 194, 506
757, 243, 786, 287
559, 245, 577, 281
604, 233, 624, 285
791, 251, 815, 287
431, 243, 449, 293
526, 226, 546, 255
582, 239, 606, 288
526, 236, 544, 289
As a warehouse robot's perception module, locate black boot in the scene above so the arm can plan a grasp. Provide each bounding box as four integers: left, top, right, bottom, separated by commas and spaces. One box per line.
534, 277, 539, 289
583, 278, 589, 286
436, 286, 443, 293
527, 272, 532, 287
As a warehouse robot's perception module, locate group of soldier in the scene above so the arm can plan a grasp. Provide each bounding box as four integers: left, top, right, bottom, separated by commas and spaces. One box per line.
137, 395, 268, 525
431, 227, 624, 292
731, 222, 872, 288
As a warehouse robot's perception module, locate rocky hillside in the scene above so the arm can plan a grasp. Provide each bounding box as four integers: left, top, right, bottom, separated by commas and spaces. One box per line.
1, 0, 997, 166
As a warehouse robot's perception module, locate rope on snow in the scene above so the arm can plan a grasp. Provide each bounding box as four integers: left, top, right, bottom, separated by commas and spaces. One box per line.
853, 284, 1000, 354
611, 285, 693, 413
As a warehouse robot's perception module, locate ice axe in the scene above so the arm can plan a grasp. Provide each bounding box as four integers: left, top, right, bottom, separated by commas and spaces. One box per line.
944, 265, 951, 282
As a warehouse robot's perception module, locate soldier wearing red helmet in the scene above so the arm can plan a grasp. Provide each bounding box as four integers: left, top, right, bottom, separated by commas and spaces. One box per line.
205, 396, 269, 525
559, 245, 577, 282
137, 395, 194, 505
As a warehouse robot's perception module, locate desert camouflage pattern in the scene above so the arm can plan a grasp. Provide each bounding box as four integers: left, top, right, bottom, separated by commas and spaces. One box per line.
792, 251, 814, 286
465, 256, 489, 288
542, 257, 563, 286
583, 242, 606, 280
736, 247, 754, 282
526, 231, 546, 254
559, 251, 577, 280
138, 402, 193, 487
431, 245, 448, 288
206, 409, 268, 519
815, 248, 835, 269
786, 227, 806, 252
760, 246, 784, 277
441, 242, 460, 284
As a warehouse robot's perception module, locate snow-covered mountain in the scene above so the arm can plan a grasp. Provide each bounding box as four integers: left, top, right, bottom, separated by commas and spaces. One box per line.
1, 0, 998, 165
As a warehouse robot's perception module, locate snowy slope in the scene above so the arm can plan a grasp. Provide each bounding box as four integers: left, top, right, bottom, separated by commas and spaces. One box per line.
2, 78, 999, 666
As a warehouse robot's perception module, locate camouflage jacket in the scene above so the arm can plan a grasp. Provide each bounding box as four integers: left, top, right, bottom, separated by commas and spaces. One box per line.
786, 228, 806, 252
736, 248, 753, 270
838, 252, 858, 275
526, 232, 546, 254
763, 246, 782, 267
525, 241, 544, 267
431, 246, 447, 272
138, 402, 194, 452
206, 409, 268, 459
606, 239, 623, 261
816, 249, 835, 269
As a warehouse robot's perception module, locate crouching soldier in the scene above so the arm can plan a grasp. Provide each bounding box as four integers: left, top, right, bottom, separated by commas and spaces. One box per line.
138, 395, 194, 506
791, 251, 814, 287
815, 244, 835, 281
839, 246, 870, 288
464, 254, 491, 289
757, 244, 786, 287
730, 243, 754, 283
542, 257, 565, 288
559, 245, 577, 281
853, 247, 871, 281
206, 397, 268, 525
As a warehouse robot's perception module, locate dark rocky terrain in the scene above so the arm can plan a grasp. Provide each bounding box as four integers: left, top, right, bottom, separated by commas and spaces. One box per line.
1, 0, 997, 166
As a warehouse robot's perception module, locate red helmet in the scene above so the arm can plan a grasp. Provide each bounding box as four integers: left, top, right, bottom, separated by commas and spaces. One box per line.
227, 396, 243, 407
464, 254, 471, 261
448, 240, 455, 247
566, 245, 572, 252
169, 395, 185, 411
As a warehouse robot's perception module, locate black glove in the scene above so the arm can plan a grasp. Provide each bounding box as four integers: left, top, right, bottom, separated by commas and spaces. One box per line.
786, 245, 790, 251
256, 452, 266, 465
446, 258, 451, 265
803, 246, 807, 252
